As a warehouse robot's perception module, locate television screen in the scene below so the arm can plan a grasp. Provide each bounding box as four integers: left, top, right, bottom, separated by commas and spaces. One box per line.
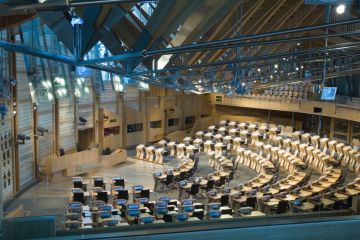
321, 87, 337, 101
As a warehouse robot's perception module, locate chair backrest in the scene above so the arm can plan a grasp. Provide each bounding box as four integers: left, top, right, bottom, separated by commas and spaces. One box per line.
175, 213, 189, 221
68, 207, 82, 214
98, 211, 112, 219
239, 207, 252, 215
207, 210, 221, 219
133, 185, 144, 191
155, 207, 168, 214
127, 203, 140, 209
140, 189, 150, 198
65, 221, 80, 230
207, 203, 220, 211
68, 202, 82, 208
139, 216, 155, 224
159, 196, 171, 202
220, 194, 230, 206
114, 178, 125, 187
97, 191, 108, 202
73, 192, 84, 202
137, 197, 149, 204
190, 183, 200, 194
116, 199, 127, 206
99, 204, 112, 211
207, 179, 215, 189
127, 209, 140, 217
117, 189, 129, 200
94, 199, 105, 207
246, 196, 257, 208
94, 179, 104, 188
66, 213, 82, 221
163, 213, 174, 222
276, 200, 288, 214
293, 198, 303, 207
219, 176, 226, 186
181, 205, 195, 213
73, 181, 83, 189
166, 174, 174, 184
182, 199, 194, 205
104, 219, 118, 227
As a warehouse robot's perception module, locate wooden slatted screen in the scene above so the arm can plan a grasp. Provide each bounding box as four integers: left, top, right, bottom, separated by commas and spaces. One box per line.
0, 102, 14, 200
59, 98, 76, 153
100, 81, 117, 113
37, 103, 54, 166
17, 53, 35, 190
77, 89, 94, 128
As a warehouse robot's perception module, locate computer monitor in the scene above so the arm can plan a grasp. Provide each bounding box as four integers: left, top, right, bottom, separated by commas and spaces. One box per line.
321, 87, 337, 101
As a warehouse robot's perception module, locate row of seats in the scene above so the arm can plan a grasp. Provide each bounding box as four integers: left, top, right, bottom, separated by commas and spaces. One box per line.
66, 176, 153, 229
244, 82, 314, 102
170, 119, 359, 216
65, 176, 236, 230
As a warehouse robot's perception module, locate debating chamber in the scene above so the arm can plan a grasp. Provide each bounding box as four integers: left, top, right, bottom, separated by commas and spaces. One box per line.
1, 0, 360, 239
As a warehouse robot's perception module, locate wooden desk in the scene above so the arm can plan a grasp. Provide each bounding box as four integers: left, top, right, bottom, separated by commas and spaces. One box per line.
240, 211, 266, 217
322, 198, 335, 207
207, 194, 222, 203
188, 217, 201, 221
334, 193, 348, 201
295, 202, 314, 211
220, 214, 234, 219
298, 190, 313, 198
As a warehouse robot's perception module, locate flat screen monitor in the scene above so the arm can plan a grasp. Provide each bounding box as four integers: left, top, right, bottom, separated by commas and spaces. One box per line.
321, 87, 337, 101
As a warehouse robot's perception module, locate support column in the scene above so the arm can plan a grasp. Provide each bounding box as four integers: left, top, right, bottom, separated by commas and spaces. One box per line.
53, 98, 60, 157
9, 30, 19, 193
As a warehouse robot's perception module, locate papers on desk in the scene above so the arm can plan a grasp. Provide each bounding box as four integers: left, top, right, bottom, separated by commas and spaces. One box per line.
82, 217, 93, 225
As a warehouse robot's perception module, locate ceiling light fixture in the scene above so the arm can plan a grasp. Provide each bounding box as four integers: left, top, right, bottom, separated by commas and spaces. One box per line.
336, 4, 345, 14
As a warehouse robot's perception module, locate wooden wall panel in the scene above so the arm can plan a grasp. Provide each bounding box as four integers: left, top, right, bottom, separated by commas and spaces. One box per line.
17, 101, 35, 189
17, 52, 35, 189
77, 89, 94, 129
100, 82, 117, 113
0, 102, 14, 200
124, 86, 139, 111
37, 103, 54, 166
59, 98, 76, 153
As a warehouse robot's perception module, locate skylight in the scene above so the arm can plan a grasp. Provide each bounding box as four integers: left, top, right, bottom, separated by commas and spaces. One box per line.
130, 2, 158, 26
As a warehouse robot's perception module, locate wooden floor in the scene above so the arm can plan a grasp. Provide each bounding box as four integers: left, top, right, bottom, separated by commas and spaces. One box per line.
4, 155, 163, 218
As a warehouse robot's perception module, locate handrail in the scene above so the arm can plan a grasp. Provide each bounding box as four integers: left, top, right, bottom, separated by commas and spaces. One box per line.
55, 210, 355, 238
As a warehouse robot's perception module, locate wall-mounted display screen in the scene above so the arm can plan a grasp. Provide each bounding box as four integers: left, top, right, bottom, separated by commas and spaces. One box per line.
321, 87, 337, 101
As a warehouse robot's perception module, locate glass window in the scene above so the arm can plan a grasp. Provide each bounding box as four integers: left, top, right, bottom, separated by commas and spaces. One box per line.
185, 116, 195, 125
150, 120, 162, 129
168, 118, 179, 127
127, 123, 143, 133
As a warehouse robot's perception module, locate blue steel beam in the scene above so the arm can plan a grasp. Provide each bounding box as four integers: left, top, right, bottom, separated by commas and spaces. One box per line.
77, 18, 360, 65
0, 40, 76, 65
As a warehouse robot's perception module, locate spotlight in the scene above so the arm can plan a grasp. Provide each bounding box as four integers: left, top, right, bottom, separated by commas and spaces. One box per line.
274, 64, 278, 69
257, 68, 261, 72
78, 116, 88, 125
37, 127, 48, 136
17, 133, 30, 144
336, 4, 345, 14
